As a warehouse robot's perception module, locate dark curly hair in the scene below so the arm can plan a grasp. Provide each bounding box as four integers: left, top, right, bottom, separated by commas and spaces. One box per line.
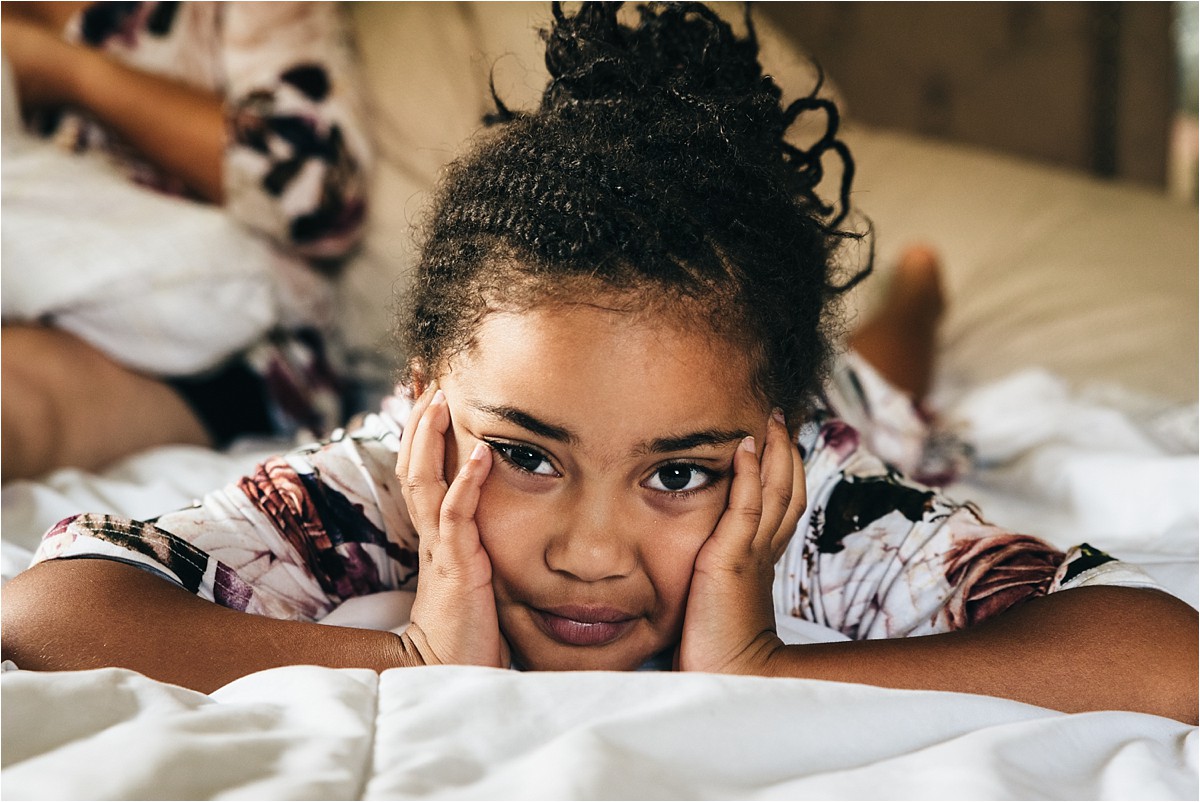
399, 1, 869, 425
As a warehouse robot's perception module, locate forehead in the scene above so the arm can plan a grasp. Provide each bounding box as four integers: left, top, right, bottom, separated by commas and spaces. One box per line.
443, 304, 765, 441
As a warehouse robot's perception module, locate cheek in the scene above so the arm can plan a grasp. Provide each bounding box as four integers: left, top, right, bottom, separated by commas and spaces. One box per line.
473, 474, 548, 577
641, 509, 718, 600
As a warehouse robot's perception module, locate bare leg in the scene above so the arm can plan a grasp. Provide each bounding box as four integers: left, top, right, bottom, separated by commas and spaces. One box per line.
847, 245, 946, 403
2, 325, 212, 482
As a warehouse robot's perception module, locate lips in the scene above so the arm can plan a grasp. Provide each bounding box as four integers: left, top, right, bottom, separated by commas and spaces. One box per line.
532, 605, 638, 647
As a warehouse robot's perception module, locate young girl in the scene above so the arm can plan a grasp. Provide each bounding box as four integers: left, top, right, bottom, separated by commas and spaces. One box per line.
2, 3, 1195, 722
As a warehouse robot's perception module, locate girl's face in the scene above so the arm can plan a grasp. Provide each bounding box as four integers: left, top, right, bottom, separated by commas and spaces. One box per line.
436, 302, 771, 670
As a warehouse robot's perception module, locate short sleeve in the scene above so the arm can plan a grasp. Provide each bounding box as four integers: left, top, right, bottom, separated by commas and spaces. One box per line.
31, 402, 416, 622
220, 2, 371, 261
774, 415, 1162, 640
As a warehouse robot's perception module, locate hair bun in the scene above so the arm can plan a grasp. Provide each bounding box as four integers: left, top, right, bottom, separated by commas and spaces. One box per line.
504, 2, 856, 232
540, 2, 770, 113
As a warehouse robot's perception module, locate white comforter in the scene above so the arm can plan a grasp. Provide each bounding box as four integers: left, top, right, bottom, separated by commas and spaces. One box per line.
3, 665, 1195, 800
2, 369, 1196, 800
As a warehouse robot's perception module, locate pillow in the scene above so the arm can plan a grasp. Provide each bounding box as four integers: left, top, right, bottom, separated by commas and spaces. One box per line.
1, 57, 280, 377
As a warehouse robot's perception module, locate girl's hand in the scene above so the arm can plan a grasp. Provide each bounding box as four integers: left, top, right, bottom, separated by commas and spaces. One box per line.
677, 410, 806, 675
395, 386, 510, 668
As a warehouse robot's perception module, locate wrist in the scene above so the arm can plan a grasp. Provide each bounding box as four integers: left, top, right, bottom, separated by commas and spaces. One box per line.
393, 628, 434, 668
746, 632, 788, 677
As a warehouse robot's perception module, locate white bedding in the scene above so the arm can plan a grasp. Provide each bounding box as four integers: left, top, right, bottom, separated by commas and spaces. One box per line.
2, 4, 1196, 798
3, 665, 1196, 800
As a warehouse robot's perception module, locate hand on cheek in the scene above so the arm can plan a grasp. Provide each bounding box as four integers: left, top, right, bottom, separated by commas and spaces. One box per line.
676, 410, 806, 675
395, 385, 510, 668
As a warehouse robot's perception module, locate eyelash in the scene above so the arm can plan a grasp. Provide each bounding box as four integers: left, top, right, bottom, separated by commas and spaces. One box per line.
485, 440, 560, 477
483, 440, 726, 500
644, 463, 725, 500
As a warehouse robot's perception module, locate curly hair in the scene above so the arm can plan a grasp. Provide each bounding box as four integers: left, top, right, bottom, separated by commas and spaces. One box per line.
399, 1, 869, 424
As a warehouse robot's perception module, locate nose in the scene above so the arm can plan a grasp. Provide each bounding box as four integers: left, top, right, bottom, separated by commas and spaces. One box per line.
545, 489, 638, 582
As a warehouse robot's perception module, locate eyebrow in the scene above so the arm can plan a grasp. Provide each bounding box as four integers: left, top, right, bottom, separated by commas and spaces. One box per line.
639, 429, 750, 455
471, 403, 577, 443
468, 401, 746, 454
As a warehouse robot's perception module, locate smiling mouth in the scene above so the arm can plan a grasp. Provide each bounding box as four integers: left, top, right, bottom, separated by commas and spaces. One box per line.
532, 605, 638, 647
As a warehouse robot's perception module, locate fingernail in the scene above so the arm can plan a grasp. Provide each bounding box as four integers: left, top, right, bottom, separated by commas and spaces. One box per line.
740, 435, 756, 453
771, 408, 786, 425
470, 442, 489, 461
432, 389, 446, 405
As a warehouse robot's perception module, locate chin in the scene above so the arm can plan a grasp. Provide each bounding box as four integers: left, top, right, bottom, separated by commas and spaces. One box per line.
507, 634, 667, 672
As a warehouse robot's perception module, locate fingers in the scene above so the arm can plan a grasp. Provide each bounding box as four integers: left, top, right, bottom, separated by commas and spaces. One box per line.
731, 433, 765, 532
710, 409, 807, 562
438, 442, 493, 557
773, 445, 807, 562
397, 386, 451, 537
757, 410, 791, 539
704, 435, 763, 560
760, 410, 807, 561
395, 383, 438, 492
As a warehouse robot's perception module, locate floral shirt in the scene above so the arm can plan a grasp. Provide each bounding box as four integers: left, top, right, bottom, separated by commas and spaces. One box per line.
31, 356, 1159, 641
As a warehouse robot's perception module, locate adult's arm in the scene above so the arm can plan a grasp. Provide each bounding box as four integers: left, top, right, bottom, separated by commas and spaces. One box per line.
3, 2, 370, 257
68, 49, 227, 203
1, 14, 225, 202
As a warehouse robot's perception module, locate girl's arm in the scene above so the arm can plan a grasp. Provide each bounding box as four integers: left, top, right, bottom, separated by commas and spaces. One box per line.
1, 405, 422, 692
1, 559, 415, 695
1, 389, 509, 692
764, 584, 1198, 723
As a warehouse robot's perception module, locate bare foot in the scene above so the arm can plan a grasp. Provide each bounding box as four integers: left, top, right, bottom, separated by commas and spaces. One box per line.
847, 245, 946, 402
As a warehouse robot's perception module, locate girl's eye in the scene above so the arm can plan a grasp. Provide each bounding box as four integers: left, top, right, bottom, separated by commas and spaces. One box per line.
491, 443, 557, 476
645, 464, 712, 494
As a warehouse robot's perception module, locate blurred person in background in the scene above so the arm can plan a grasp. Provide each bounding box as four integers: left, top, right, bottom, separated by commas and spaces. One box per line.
1, 1, 371, 481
